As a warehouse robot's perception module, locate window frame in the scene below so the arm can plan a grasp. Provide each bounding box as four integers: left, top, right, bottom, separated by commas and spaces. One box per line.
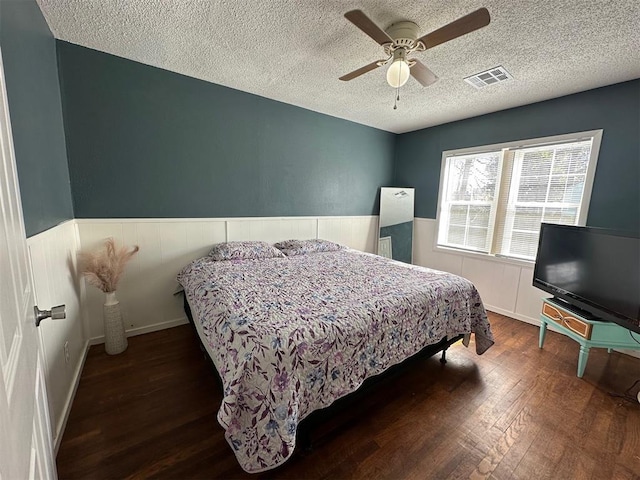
437, 150, 503, 254
434, 130, 603, 264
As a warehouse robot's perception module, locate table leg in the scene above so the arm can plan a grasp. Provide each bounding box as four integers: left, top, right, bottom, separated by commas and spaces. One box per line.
539, 320, 548, 348
577, 345, 590, 378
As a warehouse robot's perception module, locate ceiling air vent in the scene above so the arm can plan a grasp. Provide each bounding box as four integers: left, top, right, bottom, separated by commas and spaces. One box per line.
464, 66, 512, 89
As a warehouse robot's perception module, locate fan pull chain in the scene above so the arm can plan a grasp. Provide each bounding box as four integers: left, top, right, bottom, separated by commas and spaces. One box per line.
393, 87, 400, 110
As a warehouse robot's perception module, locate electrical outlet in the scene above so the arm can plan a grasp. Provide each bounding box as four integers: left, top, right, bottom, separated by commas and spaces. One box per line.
64, 341, 70, 364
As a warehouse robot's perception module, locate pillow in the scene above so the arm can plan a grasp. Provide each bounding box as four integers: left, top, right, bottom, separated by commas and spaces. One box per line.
209, 241, 285, 261
274, 239, 344, 256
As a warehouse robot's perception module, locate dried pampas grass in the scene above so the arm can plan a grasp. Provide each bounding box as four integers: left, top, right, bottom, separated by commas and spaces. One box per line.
79, 238, 139, 293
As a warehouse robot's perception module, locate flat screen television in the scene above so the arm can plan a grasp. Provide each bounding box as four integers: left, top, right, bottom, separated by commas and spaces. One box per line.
533, 223, 640, 334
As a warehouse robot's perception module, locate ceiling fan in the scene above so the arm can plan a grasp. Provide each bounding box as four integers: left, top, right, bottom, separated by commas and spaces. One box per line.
340, 8, 490, 90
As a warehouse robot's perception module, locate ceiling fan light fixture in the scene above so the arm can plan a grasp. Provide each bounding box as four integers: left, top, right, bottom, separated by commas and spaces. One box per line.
386, 50, 410, 88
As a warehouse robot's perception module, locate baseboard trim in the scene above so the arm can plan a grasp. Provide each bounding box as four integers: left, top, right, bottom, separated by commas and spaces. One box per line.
89, 317, 190, 345
485, 305, 539, 326
486, 306, 640, 359
618, 349, 640, 359
487, 305, 572, 336
54, 338, 90, 454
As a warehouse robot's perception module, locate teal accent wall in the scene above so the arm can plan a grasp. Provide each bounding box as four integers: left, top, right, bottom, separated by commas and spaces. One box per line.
395, 80, 640, 232
379, 221, 413, 264
0, 0, 73, 236
57, 42, 396, 219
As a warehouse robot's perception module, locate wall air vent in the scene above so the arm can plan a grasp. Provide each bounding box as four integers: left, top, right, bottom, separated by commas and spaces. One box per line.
464, 66, 513, 89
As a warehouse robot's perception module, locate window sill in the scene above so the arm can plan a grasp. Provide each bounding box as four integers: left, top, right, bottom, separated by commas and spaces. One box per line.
433, 245, 536, 269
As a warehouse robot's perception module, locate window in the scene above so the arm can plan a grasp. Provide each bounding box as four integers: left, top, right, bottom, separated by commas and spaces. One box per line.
436, 130, 602, 261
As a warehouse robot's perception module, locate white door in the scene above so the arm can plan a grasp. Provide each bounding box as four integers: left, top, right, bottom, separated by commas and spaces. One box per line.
0, 48, 57, 479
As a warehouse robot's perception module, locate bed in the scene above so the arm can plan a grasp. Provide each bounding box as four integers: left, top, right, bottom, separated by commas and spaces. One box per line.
177, 240, 494, 473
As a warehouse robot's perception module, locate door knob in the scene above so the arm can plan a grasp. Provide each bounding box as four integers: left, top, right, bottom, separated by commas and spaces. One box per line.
34, 305, 66, 327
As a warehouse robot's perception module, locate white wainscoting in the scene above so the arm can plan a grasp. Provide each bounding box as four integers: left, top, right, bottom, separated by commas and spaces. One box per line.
27, 220, 87, 452
413, 217, 640, 359
76, 216, 378, 343
413, 217, 543, 324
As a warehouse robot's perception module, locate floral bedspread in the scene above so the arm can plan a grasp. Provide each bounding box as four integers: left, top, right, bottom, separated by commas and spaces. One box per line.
177, 249, 493, 473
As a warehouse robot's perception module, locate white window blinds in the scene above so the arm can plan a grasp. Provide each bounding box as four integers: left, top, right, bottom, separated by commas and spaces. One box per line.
437, 151, 501, 253
436, 131, 601, 261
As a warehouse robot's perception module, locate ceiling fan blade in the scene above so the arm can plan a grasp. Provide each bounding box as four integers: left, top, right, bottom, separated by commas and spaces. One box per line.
344, 10, 393, 45
417, 8, 490, 50
410, 60, 439, 87
339, 61, 382, 81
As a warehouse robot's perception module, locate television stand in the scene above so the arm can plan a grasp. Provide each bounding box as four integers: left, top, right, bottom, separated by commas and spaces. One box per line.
539, 298, 640, 378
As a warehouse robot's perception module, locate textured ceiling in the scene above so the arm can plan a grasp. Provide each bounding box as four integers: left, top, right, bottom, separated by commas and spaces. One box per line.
37, 0, 640, 134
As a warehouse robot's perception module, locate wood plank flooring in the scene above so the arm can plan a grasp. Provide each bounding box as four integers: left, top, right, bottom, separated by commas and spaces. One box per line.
56, 313, 640, 479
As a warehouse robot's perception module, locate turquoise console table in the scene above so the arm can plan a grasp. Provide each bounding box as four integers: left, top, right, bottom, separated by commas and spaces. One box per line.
539, 298, 640, 378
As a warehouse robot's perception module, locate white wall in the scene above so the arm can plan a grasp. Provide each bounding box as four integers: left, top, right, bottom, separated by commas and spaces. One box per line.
413, 218, 543, 325
27, 220, 86, 451
413, 217, 640, 359
76, 216, 378, 343
26, 215, 376, 452
29, 213, 638, 453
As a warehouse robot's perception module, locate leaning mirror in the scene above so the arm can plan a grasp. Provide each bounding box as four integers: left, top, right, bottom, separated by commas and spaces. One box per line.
378, 187, 415, 263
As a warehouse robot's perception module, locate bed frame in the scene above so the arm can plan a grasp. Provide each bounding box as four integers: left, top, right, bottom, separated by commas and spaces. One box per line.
181, 294, 463, 452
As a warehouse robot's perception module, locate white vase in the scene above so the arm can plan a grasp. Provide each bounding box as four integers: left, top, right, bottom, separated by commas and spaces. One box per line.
103, 291, 128, 355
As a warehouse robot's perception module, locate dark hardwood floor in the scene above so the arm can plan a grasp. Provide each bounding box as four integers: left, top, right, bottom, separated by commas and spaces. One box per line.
56, 313, 640, 479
